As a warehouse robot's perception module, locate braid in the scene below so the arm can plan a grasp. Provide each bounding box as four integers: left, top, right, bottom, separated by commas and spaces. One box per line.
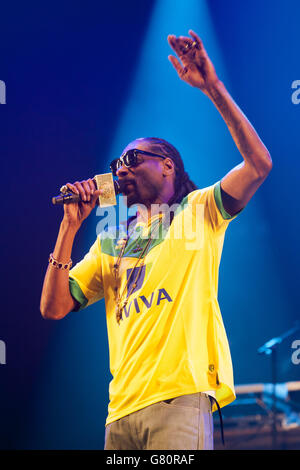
169, 170, 198, 206
136, 137, 198, 205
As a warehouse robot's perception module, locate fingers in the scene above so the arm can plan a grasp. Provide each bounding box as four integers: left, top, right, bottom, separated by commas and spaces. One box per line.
188, 30, 204, 50
65, 182, 79, 195
65, 178, 97, 203
168, 31, 204, 57
168, 55, 187, 78
168, 34, 192, 57
88, 179, 102, 205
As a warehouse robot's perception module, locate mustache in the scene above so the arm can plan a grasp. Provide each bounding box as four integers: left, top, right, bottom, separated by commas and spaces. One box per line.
118, 178, 136, 193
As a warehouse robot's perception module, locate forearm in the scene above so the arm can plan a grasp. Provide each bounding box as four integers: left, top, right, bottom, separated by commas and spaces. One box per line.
206, 80, 272, 176
40, 219, 79, 320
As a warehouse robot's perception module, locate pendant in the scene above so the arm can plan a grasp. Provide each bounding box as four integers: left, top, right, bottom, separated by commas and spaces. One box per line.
132, 244, 142, 253
115, 304, 122, 324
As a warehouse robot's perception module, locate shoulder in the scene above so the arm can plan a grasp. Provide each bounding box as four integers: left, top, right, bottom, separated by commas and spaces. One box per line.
185, 182, 217, 205
186, 182, 238, 228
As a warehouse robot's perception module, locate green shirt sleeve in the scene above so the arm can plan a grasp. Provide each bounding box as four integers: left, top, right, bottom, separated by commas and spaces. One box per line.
214, 181, 243, 220
69, 277, 89, 312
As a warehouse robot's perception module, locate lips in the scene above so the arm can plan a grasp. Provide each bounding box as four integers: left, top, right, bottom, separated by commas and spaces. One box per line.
119, 179, 135, 194
124, 184, 135, 196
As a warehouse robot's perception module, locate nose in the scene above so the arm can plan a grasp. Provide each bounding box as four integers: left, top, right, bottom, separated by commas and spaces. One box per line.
116, 163, 130, 178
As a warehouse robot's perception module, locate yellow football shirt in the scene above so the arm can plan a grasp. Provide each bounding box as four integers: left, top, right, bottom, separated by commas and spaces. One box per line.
69, 181, 240, 424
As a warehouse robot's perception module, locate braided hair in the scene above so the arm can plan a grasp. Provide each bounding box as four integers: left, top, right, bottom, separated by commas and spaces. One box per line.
136, 137, 198, 205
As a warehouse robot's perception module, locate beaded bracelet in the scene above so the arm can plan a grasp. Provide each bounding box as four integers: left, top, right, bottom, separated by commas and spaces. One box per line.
49, 253, 72, 270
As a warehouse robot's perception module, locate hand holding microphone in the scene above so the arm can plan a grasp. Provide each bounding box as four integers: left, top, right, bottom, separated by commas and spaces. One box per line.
52, 174, 121, 206
60, 178, 99, 203
53, 174, 122, 230
56, 178, 102, 229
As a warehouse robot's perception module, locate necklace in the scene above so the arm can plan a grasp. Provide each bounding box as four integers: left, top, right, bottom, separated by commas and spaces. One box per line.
113, 217, 163, 324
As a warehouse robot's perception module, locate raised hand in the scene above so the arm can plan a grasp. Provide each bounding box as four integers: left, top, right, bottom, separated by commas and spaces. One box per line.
168, 30, 219, 95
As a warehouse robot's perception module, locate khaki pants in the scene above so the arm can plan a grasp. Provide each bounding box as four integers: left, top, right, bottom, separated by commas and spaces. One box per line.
104, 392, 213, 450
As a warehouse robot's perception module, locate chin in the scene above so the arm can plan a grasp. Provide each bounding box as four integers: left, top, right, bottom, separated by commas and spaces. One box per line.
122, 193, 138, 208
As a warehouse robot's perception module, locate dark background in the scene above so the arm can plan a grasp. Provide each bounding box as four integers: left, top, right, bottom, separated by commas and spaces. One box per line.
0, 0, 299, 449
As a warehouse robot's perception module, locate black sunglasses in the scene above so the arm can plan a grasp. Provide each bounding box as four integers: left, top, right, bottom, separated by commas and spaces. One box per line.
110, 149, 167, 176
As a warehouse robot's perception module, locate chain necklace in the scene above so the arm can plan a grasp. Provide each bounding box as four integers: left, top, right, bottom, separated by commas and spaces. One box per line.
113, 216, 163, 324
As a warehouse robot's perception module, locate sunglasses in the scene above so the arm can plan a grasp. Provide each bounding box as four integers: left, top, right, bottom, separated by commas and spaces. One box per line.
110, 149, 167, 176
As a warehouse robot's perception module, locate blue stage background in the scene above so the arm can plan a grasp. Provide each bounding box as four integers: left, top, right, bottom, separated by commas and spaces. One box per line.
0, 0, 299, 449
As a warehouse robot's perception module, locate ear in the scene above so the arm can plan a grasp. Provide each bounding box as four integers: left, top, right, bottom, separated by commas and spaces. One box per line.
162, 157, 175, 176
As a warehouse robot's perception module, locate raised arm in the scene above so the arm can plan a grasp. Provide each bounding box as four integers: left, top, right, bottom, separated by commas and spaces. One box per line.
168, 30, 272, 216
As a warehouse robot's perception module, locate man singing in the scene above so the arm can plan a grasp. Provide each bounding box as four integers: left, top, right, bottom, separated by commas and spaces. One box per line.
40, 30, 272, 450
